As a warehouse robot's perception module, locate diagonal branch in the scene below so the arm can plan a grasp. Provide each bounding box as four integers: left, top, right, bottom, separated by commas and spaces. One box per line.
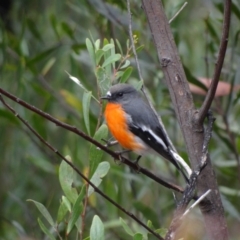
197, 0, 231, 123
0, 94, 163, 240
0, 87, 183, 193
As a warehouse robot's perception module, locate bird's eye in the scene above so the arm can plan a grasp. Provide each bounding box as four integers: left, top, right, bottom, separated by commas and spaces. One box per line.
117, 92, 123, 97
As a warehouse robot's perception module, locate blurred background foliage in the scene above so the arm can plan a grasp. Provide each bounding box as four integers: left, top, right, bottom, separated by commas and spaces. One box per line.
0, 0, 240, 239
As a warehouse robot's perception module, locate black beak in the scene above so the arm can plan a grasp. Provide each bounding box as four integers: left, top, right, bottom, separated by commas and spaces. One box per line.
101, 96, 110, 100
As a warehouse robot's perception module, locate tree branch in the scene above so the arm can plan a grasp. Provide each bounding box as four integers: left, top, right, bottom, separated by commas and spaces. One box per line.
165, 111, 215, 240
0, 93, 164, 240
197, 0, 231, 123
0, 87, 184, 194
141, 0, 229, 239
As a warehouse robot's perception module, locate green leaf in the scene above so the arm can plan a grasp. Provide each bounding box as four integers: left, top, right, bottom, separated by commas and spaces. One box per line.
89, 124, 108, 176
184, 65, 208, 91
103, 38, 111, 78
133, 201, 159, 228
27, 156, 55, 174
86, 38, 96, 67
60, 89, 82, 111
0, 109, 20, 125
133, 233, 144, 240
27, 18, 43, 42
120, 218, 134, 236
90, 215, 105, 240
57, 196, 70, 223
96, 49, 105, 65
59, 159, 78, 204
115, 71, 124, 80
82, 91, 92, 135
134, 79, 143, 91
27, 46, 58, 66
38, 218, 56, 240
220, 186, 240, 196
102, 54, 121, 68
62, 195, 72, 212
95, 39, 101, 50
50, 14, 59, 39
232, 2, 240, 21
27, 200, 54, 227
154, 228, 168, 238
120, 60, 130, 69
41, 58, 56, 76
115, 39, 123, 55
61, 22, 75, 40
95, 67, 110, 94
67, 185, 86, 234
102, 43, 114, 52
88, 162, 110, 196
136, 45, 144, 53
120, 67, 133, 83
204, 18, 219, 43
221, 194, 240, 221
110, 39, 116, 69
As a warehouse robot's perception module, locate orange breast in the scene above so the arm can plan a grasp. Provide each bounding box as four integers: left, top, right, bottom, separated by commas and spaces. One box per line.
104, 103, 143, 151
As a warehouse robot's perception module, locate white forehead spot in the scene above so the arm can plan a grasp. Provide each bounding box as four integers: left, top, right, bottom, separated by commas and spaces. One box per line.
106, 91, 111, 97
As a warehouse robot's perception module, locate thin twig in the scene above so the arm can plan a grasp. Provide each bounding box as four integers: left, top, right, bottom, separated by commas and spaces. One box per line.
182, 189, 211, 217
169, 2, 188, 24
0, 94, 163, 240
0, 88, 184, 194
165, 111, 215, 240
198, 0, 231, 123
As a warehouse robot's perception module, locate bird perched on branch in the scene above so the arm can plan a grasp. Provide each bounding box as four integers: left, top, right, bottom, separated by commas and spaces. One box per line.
101, 83, 191, 181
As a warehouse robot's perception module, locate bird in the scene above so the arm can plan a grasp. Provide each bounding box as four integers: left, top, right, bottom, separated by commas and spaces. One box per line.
101, 83, 191, 181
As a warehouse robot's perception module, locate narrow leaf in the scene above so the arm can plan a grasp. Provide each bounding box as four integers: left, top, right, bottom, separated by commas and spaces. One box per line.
62, 195, 72, 212
60, 89, 82, 111
120, 67, 133, 83
38, 218, 56, 240
82, 91, 92, 135
67, 185, 86, 234
102, 43, 114, 52
41, 58, 56, 76
61, 22, 75, 40
27, 18, 43, 42
96, 49, 104, 65
59, 159, 78, 204
115, 39, 123, 55
120, 60, 130, 69
120, 218, 134, 236
89, 124, 108, 176
88, 162, 110, 197
95, 39, 101, 50
102, 54, 121, 68
133, 233, 144, 240
90, 215, 104, 240
27, 200, 54, 227
27, 46, 58, 66
57, 196, 70, 223
86, 38, 96, 67
110, 39, 116, 69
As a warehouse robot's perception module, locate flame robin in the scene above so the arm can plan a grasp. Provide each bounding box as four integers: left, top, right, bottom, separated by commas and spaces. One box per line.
101, 83, 191, 180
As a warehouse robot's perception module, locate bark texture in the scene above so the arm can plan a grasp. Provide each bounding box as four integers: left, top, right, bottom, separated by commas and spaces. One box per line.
142, 1, 229, 239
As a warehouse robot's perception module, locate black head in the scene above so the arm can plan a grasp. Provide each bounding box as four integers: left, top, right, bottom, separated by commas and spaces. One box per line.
101, 84, 138, 103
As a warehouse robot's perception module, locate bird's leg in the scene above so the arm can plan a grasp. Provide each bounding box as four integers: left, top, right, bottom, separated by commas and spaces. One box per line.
132, 155, 142, 172
114, 149, 132, 165
134, 155, 142, 164
101, 138, 118, 147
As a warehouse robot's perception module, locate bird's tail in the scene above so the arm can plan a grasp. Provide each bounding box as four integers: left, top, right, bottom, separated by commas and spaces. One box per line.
168, 150, 192, 183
